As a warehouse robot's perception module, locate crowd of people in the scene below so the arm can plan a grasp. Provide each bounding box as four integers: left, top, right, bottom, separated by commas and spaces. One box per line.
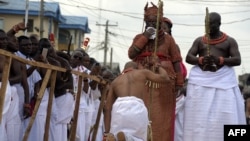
0, 22, 119, 141
0, 1, 249, 141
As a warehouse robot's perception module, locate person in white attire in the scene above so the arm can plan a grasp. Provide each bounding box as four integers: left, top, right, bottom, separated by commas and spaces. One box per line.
0, 29, 14, 141
88, 64, 116, 141
0, 81, 12, 141
89, 82, 103, 141
174, 81, 187, 141
6, 25, 32, 141
36, 38, 73, 141
6, 49, 23, 141
184, 11, 246, 141
52, 50, 75, 141
70, 50, 94, 141
17, 36, 56, 141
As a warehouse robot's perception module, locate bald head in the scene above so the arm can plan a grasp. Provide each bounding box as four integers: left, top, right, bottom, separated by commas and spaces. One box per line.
124, 61, 138, 70
209, 12, 221, 24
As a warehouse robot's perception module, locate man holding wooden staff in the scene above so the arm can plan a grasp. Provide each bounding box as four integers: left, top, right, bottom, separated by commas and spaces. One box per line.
127, 1, 183, 141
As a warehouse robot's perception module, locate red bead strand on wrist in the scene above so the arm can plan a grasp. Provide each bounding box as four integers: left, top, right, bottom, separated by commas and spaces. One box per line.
198, 57, 204, 65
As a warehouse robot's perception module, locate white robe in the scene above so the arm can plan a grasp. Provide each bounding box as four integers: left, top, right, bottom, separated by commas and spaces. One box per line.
13, 84, 25, 119
75, 88, 94, 141
13, 83, 26, 141
175, 95, 185, 141
110, 96, 149, 141
183, 66, 246, 141
5, 86, 21, 141
89, 87, 104, 141
73, 66, 94, 141
22, 88, 53, 141
52, 92, 74, 141
0, 81, 12, 141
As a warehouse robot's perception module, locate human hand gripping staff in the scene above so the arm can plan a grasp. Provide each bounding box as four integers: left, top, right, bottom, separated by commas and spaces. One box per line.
184, 8, 245, 141
200, 7, 218, 72
146, 1, 163, 141
128, 1, 184, 140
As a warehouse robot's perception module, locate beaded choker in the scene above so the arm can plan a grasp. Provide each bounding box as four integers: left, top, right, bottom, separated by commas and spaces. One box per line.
202, 32, 227, 45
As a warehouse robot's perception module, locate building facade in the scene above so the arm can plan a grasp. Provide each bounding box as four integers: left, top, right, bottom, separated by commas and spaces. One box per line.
0, 0, 90, 51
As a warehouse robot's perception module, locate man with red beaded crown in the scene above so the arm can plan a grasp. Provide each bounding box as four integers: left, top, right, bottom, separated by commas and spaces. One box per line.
128, 2, 183, 141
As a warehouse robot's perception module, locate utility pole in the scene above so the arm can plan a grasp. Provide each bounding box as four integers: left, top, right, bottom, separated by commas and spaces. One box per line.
96, 20, 117, 67
110, 47, 113, 69
40, 0, 44, 38
103, 20, 109, 67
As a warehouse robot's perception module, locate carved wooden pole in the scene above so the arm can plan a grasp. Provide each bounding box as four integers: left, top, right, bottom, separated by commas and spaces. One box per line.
69, 76, 83, 141
23, 69, 52, 141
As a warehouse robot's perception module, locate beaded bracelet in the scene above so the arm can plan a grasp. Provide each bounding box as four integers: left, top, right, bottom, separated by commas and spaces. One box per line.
198, 57, 204, 65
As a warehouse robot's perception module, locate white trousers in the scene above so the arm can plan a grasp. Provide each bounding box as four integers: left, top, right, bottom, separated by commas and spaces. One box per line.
110, 96, 149, 141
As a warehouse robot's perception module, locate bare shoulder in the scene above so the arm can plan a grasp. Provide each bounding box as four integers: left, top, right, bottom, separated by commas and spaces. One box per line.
189, 36, 203, 50
225, 35, 239, 51
133, 33, 144, 40
194, 36, 203, 44
227, 35, 237, 44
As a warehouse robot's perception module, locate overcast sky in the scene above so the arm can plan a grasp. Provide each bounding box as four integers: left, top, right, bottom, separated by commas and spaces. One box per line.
31, 0, 250, 78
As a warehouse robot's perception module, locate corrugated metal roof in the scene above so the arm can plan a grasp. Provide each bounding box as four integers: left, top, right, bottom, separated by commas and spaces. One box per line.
0, 0, 59, 12
59, 16, 91, 33
0, 0, 90, 32
0, 0, 65, 22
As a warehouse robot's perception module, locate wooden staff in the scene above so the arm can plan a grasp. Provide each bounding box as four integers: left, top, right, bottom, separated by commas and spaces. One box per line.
69, 75, 83, 141
0, 49, 108, 140
205, 7, 210, 56
23, 69, 52, 141
147, 1, 163, 141
43, 70, 57, 141
153, 0, 163, 57
90, 84, 108, 141
202, 7, 217, 71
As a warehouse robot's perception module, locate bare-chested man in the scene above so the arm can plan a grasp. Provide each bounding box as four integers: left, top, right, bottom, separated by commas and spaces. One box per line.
184, 11, 246, 141
6, 32, 30, 141
104, 60, 169, 141
37, 38, 74, 141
